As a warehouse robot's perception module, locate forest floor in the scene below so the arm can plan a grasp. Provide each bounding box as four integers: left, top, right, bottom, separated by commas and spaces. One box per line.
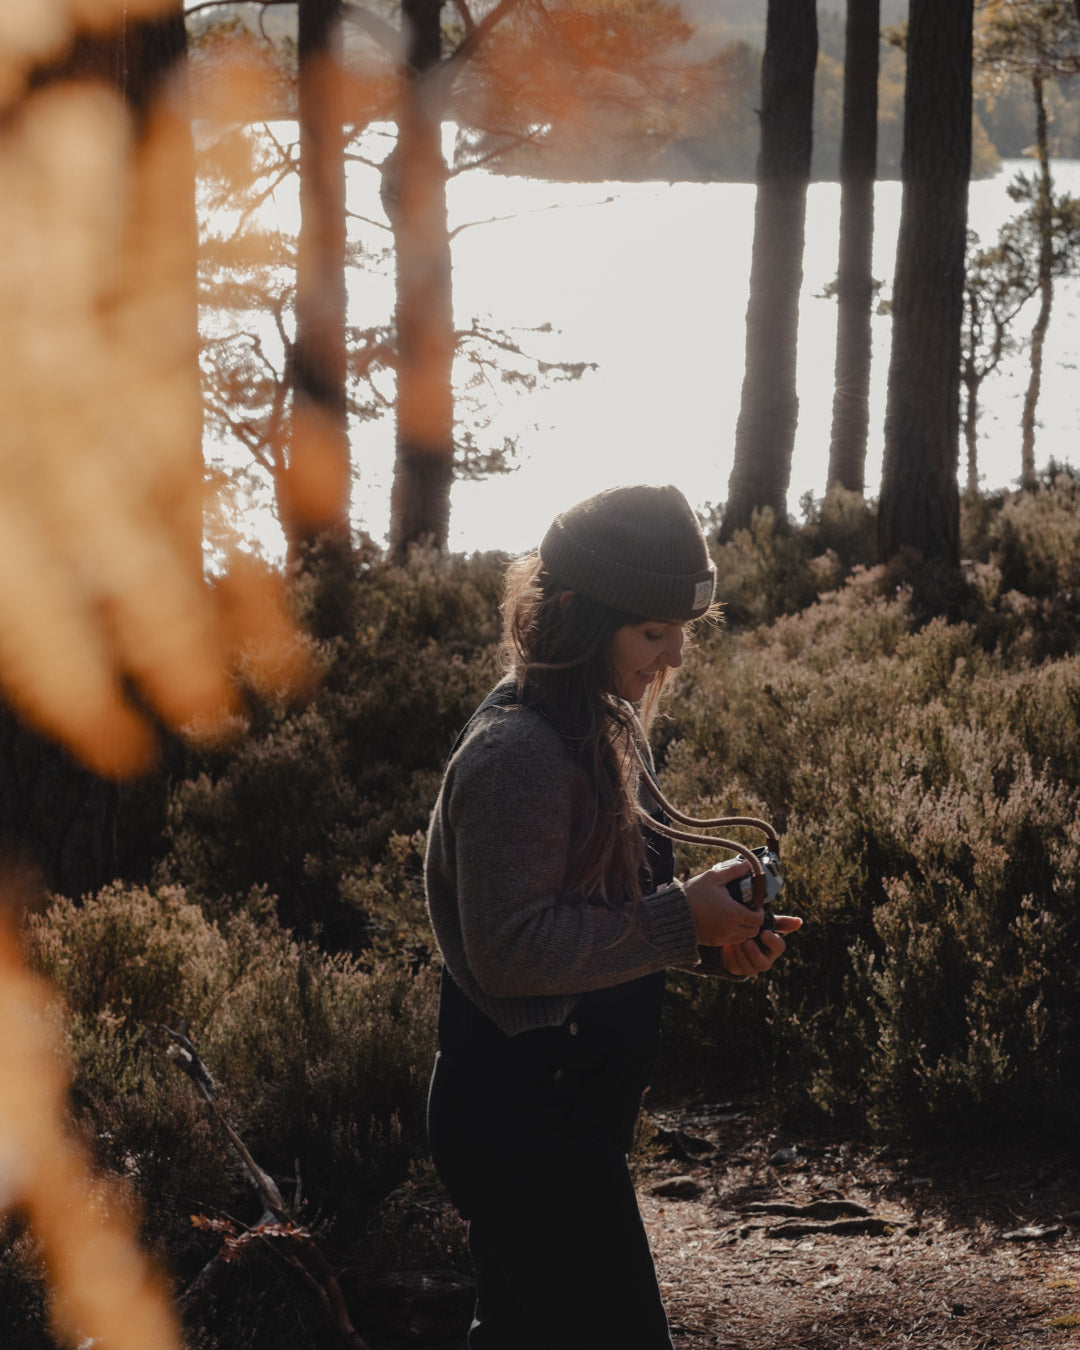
638, 1099, 1080, 1350
360, 1099, 1080, 1349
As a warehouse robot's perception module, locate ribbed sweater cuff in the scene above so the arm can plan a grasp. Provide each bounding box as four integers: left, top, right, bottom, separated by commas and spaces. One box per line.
642, 881, 699, 964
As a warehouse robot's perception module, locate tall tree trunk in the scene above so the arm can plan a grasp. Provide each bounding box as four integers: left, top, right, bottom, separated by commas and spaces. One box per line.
388, 0, 456, 557
288, 0, 351, 564
827, 0, 879, 496
962, 314, 980, 497
719, 0, 817, 542
119, 7, 188, 124
877, 0, 972, 568
1020, 71, 1053, 491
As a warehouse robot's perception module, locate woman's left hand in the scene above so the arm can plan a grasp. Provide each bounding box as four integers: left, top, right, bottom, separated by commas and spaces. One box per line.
720, 915, 802, 978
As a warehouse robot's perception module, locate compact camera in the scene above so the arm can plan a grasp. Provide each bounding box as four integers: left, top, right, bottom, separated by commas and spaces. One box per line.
718, 846, 783, 939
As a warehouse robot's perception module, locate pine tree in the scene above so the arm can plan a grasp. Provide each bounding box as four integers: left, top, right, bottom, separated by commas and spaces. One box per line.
878, 0, 974, 568
719, 0, 817, 541
827, 0, 880, 497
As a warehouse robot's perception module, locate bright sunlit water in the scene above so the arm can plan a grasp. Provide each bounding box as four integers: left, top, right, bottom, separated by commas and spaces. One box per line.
444, 160, 1080, 553
212, 152, 1080, 556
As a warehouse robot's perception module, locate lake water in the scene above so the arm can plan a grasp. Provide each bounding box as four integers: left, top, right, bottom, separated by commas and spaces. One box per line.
223, 153, 1080, 556
443, 160, 1080, 553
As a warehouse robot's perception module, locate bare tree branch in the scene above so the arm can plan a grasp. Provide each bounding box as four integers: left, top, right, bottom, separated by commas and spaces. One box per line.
342, 2, 402, 56
344, 149, 390, 170
161, 1024, 372, 1350
448, 127, 547, 178
185, 0, 294, 17
346, 209, 393, 232
448, 193, 614, 240
451, 0, 479, 39
426, 0, 524, 103
161, 1024, 287, 1217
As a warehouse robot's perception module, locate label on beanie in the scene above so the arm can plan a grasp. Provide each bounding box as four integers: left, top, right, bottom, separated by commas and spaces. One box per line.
694, 580, 713, 609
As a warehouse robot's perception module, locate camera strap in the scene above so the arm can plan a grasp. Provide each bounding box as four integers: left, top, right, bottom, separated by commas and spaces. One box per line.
631, 742, 779, 909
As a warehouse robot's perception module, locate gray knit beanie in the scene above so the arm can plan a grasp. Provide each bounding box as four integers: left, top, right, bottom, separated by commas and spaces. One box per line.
539, 484, 715, 622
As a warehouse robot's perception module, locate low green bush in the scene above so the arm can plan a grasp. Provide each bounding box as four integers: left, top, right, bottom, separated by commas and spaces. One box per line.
123, 483, 1080, 1152
709, 487, 878, 629
657, 525, 1080, 1142
21, 883, 438, 1313
963, 467, 1080, 659
152, 546, 503, 945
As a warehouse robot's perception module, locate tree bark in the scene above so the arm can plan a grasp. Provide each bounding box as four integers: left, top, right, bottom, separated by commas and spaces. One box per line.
877, 0, 972, 568
288, 0, 351, 562
962, 317, 980, 497
388, 0, 456, 557
719, 0, 817, 542
119, 7, 188, 125
827, 0, 879, 497
1020, 71, 1053, 491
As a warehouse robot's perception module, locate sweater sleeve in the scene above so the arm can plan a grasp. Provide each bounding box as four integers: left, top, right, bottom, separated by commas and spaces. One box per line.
440, 707, 700, 1000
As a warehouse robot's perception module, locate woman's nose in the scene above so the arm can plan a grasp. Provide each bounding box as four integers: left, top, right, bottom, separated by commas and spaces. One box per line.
663, 632, 684, 668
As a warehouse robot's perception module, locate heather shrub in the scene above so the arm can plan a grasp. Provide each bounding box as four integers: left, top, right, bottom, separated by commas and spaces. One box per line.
962, 469, 1080, 660
710, 488, 878, 629
963, 466, 1080, 590
143, 496, 1080, 1145
155, 546, 503, 943
21, 884, 439, 1276
0, 1228, 50, 1350
657, 551, 1080, 1142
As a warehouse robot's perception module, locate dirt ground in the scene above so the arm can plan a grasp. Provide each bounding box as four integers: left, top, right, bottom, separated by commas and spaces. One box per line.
639, 1100, 1080, 1350
359, 1099, 1080, 1349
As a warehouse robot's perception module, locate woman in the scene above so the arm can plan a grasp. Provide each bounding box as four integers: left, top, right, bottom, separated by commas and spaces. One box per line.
425, 484, 801, 1349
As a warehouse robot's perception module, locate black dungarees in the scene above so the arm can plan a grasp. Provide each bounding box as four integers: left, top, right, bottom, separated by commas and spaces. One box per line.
427, 689, 678, 1350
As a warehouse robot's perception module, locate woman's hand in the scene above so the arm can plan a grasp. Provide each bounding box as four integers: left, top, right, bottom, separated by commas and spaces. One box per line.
718, 915, 803, 977
684, 860, 772, 947
685, 859, 803, 977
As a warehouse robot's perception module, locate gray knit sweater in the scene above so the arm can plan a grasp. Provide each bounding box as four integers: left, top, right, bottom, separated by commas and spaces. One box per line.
424, 686, 703, 1037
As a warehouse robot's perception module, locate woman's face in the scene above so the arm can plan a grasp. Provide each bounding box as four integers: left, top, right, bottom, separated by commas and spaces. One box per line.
608, 620, 686, 703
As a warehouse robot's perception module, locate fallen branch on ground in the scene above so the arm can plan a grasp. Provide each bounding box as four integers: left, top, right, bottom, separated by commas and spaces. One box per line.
159, 1022, 371, 1350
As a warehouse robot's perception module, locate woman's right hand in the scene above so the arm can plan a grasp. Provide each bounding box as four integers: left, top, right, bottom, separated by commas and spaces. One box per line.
683, 860, 767, 947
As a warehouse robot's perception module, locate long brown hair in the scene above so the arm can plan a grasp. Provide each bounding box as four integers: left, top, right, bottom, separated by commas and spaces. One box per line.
499, 552, 676, 905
